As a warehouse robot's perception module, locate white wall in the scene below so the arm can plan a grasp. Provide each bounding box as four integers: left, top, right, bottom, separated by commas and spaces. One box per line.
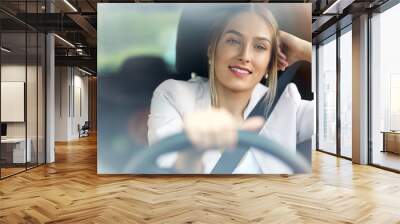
55, 66, 69, 141
1, 65, 26, 140
1, 64, 26, 81
1, 65, 36, 138
55, 67, 89, 141
1, 82, 25, 122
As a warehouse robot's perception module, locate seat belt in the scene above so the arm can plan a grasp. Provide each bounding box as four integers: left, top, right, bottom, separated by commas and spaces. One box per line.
211, 61, 305, 174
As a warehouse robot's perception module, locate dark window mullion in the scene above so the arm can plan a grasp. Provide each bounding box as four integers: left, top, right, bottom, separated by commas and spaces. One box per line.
43, 0, 48, 165
336, 28, 341, 157
0, 20, 2, 179
367, 10, 373, 165
25, 0, 28, 171
36, 0, 39, 167
316, 45, 320, 150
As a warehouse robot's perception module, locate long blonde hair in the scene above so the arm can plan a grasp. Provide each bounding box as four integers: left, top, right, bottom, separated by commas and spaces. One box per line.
207, 4, 279, 116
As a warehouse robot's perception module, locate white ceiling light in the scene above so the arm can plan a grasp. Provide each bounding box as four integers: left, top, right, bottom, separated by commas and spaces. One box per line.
323, 0, 355, 15
78, 67, 92, 76
1, 47, 11, 53
76, 48, 85, 55
63, 0, 78, 12
54, 34, 75, 48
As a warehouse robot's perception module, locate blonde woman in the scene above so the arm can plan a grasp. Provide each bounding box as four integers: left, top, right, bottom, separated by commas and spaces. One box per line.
148, 4, 313, 173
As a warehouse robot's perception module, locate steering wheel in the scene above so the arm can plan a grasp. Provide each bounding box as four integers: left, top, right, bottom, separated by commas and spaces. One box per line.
125, 130, 311, 174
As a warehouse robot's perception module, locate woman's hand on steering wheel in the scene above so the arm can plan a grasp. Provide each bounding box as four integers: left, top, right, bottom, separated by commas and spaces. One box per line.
183, 108, 265, 150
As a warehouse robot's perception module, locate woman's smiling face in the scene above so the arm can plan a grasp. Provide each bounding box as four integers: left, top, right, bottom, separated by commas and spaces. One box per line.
213, 11, 273, 93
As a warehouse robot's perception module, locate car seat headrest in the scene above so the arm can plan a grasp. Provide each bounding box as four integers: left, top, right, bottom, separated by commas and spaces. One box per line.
175, 5, 227, 78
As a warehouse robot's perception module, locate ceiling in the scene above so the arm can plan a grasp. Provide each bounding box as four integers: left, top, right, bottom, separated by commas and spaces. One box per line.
0, 0, 392, 74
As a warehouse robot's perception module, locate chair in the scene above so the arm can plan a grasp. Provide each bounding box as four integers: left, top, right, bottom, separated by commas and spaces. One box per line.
78, 121, 90, 138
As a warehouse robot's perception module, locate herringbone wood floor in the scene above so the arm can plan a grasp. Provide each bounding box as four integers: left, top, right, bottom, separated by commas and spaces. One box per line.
1, 134, 400, 224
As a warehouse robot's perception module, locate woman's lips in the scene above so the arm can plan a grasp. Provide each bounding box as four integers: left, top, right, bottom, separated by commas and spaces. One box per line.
228, 65, 252, 78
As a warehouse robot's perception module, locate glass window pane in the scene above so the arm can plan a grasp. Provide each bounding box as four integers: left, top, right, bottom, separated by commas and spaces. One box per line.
1, 30, 27, 177
371, 3, 400, 171
26, 0, 39, 169
340, 28, 352, 158
0, 1, 46, 179
318, 36, 337, 154
38, 33, 45, 165
27, 31, 38, 169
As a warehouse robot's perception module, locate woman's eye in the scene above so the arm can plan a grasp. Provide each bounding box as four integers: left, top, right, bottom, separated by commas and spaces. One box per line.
226, 38, 240, 45
255, 44, 267, 51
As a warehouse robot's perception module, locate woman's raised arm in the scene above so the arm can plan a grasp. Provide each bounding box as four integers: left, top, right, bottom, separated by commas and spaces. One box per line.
278, 30, 312, 71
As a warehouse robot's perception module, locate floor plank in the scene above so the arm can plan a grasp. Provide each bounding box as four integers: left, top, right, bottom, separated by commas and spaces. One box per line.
1, 134, 400, 223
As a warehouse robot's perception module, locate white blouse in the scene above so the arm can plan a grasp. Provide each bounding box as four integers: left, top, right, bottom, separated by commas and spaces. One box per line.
147, 76, 314, 174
